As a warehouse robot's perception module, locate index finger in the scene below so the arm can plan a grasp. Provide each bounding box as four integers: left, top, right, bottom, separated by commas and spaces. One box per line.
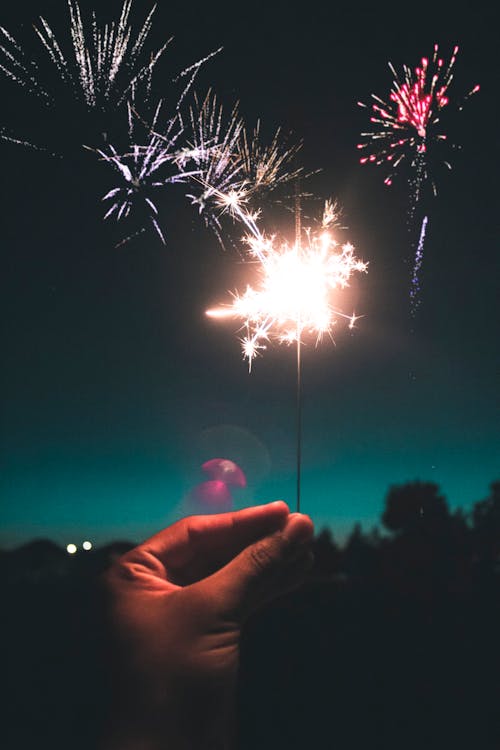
141, 501, 290, 571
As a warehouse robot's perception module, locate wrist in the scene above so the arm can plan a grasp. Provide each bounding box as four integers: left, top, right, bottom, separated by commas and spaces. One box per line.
101, 689, 236, 750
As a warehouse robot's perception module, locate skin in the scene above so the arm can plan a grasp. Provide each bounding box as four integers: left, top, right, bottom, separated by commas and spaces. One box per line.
101, 501, 314, 750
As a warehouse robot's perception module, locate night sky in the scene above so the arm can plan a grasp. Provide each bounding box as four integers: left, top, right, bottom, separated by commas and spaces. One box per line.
1, 0, 498, 548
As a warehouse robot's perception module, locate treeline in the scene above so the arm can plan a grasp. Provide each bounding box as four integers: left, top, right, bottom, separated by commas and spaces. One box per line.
239, 479, 500, 750
1, 479, 499, 750
2, 479, 499, 584
310, 479, 500, 591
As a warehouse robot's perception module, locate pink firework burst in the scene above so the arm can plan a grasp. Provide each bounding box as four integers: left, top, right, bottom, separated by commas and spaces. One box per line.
357, 44, 479, 190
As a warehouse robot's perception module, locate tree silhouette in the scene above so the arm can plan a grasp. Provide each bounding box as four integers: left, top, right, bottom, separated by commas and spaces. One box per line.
382, 480, 450, 535
311, 528, 340, 577
342, 523, 378, 579
471, 480, 500, 569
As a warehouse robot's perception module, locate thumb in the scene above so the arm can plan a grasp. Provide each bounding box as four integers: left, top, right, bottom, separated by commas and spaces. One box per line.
204, 513, 314, 620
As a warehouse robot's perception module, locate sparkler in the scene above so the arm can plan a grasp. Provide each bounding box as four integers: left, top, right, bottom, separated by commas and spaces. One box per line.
358, 44, 479, 312
207, 194, 367, 510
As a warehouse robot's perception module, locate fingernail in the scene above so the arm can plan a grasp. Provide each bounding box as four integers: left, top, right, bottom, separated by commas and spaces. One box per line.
268, 500, 288, 510
284, 515, 313, 544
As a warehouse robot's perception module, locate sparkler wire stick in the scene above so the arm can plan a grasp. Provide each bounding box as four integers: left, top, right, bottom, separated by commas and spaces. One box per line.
206, 188, 367, 515
295, 179, 302, 512
296, 327, 302, 513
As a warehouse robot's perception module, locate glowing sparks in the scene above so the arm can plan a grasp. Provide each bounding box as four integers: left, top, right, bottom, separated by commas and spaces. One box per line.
207, 201, 367, 370
357, 44, 480, 190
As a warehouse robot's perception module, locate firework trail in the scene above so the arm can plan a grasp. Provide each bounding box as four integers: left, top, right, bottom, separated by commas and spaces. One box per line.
207, 199, 367, 370
409, 215, 428, 316
358, 44, 479, 311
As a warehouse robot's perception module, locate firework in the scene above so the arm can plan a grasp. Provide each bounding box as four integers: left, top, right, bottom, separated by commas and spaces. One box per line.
0, 1, 168, 112
358, 44, 478, 311
357, 44, 479, 191
207, 199, 367, 370
180, 90, 245, 246
179, 91, 305, 249
0, 0, 223, 155
93, 90, 302, 247
237, 121, 303, 198
92, 105, 198, 245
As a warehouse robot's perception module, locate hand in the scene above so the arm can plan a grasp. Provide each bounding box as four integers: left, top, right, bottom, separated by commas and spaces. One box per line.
101, 502, 314, 750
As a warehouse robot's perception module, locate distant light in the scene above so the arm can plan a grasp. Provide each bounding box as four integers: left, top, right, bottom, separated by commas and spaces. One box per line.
66, 543, 77, 555
82, 541, 93, 551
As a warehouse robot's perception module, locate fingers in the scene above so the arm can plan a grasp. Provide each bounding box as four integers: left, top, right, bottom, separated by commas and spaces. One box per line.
201, 512, 315, 619
137, 502, 291, 584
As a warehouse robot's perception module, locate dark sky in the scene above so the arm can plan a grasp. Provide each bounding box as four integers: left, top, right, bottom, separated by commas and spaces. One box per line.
1, 0, 498, 548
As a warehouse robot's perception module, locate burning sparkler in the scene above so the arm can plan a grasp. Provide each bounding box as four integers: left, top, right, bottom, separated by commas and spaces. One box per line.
357, 44, 479, 312
207, 212, 367, 369
207, 196, 367, 510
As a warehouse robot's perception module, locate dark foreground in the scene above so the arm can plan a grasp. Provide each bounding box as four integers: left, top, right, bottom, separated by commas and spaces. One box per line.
2, 482, 499, 749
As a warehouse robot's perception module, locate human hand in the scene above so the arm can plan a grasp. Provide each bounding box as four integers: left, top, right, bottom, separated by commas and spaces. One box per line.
102, 502, 314, 750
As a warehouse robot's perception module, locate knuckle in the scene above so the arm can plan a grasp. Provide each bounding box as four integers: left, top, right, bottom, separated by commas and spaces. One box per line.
249, 538, 279, 572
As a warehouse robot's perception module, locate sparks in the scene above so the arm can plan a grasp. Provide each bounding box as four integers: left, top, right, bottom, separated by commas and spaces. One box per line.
207, 200, 367, 370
